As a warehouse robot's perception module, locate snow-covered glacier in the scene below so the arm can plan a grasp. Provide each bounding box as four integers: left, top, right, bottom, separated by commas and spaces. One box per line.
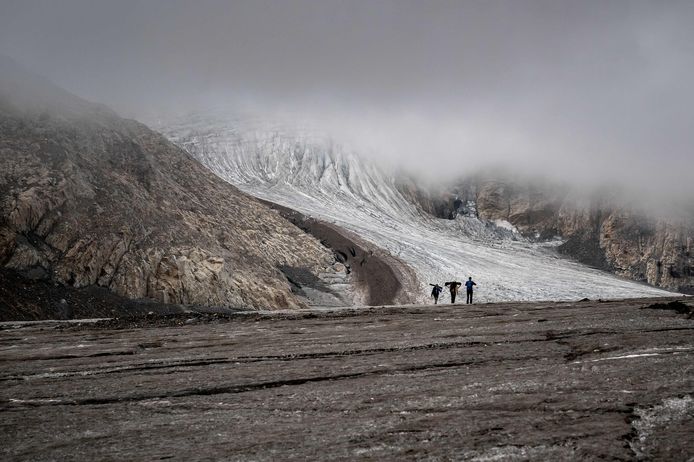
159, 112, 674, 303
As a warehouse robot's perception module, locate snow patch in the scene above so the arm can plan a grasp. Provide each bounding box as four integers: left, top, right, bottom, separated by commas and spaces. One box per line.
493, 219, 519, 234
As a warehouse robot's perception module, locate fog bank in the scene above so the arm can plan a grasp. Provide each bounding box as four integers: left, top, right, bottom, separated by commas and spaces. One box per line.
1, 0, 693, 201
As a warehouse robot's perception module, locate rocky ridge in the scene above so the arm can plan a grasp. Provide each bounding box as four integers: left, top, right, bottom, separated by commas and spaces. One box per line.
0, 59, 351, 311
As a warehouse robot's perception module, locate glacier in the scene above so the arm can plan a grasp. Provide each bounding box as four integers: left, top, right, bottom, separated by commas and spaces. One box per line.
159, 112, 674, 304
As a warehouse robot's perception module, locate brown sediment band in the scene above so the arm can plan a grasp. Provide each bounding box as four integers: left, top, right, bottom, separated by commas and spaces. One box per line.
260, 200, 419, 306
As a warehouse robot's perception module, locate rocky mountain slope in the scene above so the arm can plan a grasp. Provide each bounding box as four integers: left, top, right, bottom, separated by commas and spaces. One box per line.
400, 176, 694, 294
159, 111, 674, 302
0, 58, 354, 312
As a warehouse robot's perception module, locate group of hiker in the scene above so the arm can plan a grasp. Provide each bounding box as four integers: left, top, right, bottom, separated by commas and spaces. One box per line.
429, 277, 476, 304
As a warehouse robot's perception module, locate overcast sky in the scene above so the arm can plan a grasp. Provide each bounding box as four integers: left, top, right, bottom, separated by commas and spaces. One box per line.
1, 0, 693, 198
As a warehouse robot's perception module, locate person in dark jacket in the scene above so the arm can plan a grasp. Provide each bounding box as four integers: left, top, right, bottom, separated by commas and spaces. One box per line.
465, 277, 477, 304
430, 283, 443, 304
445, 281, 462, 303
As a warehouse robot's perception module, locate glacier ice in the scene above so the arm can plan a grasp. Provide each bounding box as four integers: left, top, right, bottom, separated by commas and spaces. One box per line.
159, 113, 674, 304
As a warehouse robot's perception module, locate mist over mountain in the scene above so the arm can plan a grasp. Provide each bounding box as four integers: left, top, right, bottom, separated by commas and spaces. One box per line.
2, 1, 694, 203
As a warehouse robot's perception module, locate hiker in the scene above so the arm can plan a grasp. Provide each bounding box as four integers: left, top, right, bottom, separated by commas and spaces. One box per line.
465, 277, 477, 304
445, 281, 462, 303
430, 283, 443, 304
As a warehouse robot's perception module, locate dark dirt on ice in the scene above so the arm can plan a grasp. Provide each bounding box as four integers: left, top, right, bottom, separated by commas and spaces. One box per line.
261, 200, 418, 306
1, 297, 693, 461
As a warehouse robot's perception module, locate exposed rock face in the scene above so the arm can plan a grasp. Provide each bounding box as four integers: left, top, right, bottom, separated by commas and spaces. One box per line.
474, 179, 567, 240
395, 177, 477, 220
398, 176, 694, 294
558, 207, 694, 294
0, 59, 344, 310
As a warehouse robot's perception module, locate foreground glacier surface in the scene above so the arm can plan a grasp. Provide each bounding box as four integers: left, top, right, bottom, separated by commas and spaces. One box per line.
160, 113, 673, 303
2, 298, 693, 460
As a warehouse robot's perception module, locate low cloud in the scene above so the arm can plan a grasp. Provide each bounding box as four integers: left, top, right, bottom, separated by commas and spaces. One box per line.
1, 0, 693, 202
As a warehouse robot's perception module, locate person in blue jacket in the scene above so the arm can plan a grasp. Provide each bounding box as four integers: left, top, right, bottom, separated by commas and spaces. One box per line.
465, 277, 477, 304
